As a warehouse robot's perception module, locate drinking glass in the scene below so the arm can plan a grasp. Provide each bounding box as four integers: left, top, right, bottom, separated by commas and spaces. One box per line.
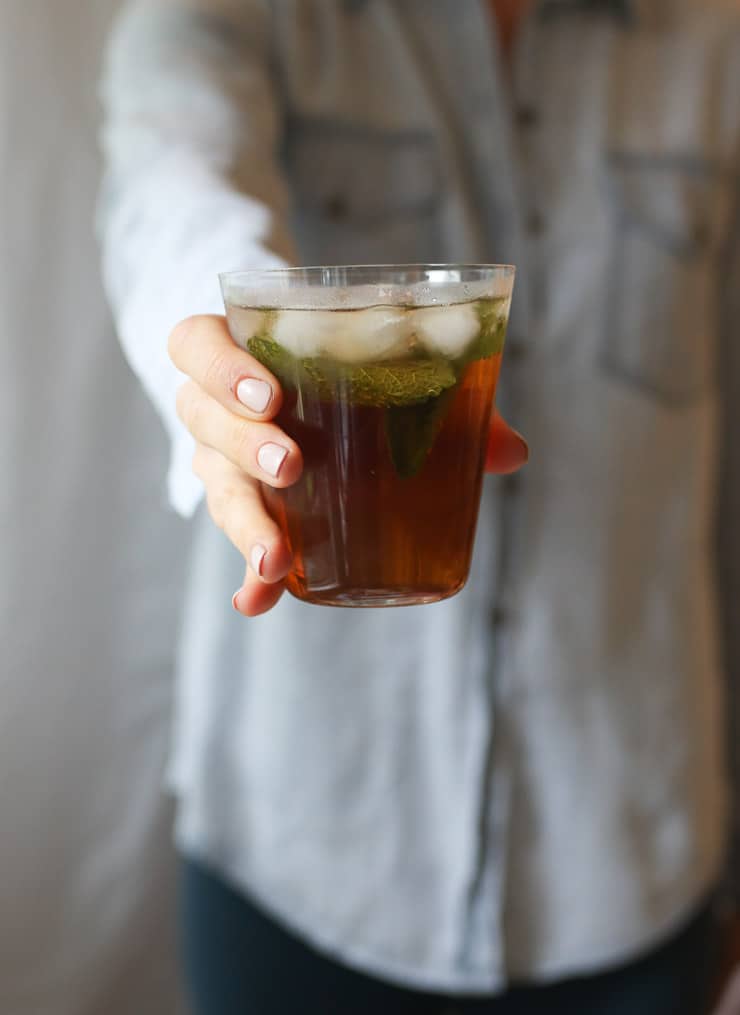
221, 264, 515, 607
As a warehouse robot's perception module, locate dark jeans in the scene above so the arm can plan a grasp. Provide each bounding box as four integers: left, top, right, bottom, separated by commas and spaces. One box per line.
181, 858, 718, 1015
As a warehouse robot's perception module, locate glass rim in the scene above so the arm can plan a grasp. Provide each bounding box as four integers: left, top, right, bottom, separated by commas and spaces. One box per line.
220, 263, 516, 284
220, 264, 515, 310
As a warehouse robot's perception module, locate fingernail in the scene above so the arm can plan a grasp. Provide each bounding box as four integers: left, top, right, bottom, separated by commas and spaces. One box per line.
250, 544, 267, 577
236, 377, 272, 414
514, 431, 529, 462
257, 442, 288, 478
232, 587, 245, 612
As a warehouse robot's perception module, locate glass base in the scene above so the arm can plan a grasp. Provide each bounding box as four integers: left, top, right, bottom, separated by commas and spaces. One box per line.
287, 582, 466, 608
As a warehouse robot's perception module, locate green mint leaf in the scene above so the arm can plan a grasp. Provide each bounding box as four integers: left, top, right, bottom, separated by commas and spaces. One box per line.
247, 336, 457, 408
302, 358, 456, 407
385, 387, 457, 479
454, 298, 508, 372
246, 335, 302, 387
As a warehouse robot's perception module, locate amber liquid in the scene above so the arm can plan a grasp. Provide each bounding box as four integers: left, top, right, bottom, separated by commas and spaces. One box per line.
263, 354, 502, 607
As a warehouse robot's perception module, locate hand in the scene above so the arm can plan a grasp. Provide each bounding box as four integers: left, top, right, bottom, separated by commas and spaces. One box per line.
169, 315, 529, 617
485, 409, 529, 475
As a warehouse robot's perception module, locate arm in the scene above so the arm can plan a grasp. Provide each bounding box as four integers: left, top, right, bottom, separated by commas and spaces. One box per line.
100, 1, 528, 615
98, 0, 294, 515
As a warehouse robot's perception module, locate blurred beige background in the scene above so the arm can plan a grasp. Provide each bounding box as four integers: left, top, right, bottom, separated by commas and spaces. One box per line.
0, 3, 187, 1012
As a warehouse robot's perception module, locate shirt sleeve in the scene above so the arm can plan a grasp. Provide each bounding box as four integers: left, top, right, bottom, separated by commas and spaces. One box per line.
98, 0, 295, 516
717, 175, 740, 908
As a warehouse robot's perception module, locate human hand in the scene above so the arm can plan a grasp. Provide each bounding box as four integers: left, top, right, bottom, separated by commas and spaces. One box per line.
169, 315, 528, 617
485, 408, 529, 475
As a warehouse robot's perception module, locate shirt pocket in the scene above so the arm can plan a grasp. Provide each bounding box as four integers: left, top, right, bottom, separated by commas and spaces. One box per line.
601, 153, 721, 408
284, 118, 444, 265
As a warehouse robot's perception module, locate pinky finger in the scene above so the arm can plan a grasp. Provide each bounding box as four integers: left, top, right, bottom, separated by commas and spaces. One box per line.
232, 570, 286, 617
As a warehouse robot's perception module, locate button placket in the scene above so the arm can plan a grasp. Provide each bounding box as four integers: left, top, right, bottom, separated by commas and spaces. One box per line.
514, 105, 540, 129
511, 14, 548, 320
525, 209, 546, 237
453, 3, 541, 977
462, 10, 545, 974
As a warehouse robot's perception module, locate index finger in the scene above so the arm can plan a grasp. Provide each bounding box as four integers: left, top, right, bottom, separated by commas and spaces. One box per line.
168, 314, 283, 421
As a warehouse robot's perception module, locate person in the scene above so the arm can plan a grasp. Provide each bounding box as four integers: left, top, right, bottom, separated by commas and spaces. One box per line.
99, 0, 740, 1012
1, 2, 187, 1013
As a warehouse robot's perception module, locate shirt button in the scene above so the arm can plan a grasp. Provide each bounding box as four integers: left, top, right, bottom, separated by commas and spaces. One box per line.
325, 194, 349, 221
502, 471, 522, 496
491, 605, 508, 628
515, 106, 539, 128
506, 340, 527, 362
526, 210, 546, 236
692, 221, 711, 247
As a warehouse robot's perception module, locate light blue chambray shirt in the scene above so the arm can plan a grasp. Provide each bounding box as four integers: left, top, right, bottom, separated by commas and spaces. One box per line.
99, 0, 740, 994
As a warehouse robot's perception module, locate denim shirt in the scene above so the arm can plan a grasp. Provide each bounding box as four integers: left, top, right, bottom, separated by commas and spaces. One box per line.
100, 0, 740, 993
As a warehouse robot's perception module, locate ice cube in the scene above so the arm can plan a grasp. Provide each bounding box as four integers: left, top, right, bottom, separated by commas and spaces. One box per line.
410, 303, 480, 358
273, 308, 414, 363
321, 308, 413, 363
272, 310, 334, 357
227, 307, 267, 349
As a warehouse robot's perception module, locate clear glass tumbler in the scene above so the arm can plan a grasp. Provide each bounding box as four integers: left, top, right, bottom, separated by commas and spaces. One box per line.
221, 264, 515, 607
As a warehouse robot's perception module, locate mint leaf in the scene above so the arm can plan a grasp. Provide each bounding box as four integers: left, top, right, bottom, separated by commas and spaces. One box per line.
247, 336, 457, 408
456, 298, 507, 367
247, 335, 301, 387
385, 386, 457, 479
303, 358, 456, 407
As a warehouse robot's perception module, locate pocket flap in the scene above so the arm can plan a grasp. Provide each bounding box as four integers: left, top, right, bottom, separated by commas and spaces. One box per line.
286, 119, 442, 225
606, 153, 718, 257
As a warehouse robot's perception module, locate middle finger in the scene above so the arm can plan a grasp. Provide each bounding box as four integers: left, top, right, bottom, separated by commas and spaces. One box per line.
177, 381, 303, 487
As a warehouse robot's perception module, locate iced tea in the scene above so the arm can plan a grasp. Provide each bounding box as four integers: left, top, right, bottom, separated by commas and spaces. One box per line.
222, 268, 513, 607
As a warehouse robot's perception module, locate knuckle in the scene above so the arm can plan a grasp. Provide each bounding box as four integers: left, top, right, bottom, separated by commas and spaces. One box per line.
175, 382, 190, 422
230, 416, 255, 469
222, 493, 256, 556
175, 381, 201, 432
202, 347, 237, 396
206, 485, 231, 531
191, 443, 209, 480
168, 315, 201, 366
236, 506, 280, 557
204, 467, 243, 531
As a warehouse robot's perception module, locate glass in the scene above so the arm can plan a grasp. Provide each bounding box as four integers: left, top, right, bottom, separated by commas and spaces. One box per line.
220, 264, 515, 607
